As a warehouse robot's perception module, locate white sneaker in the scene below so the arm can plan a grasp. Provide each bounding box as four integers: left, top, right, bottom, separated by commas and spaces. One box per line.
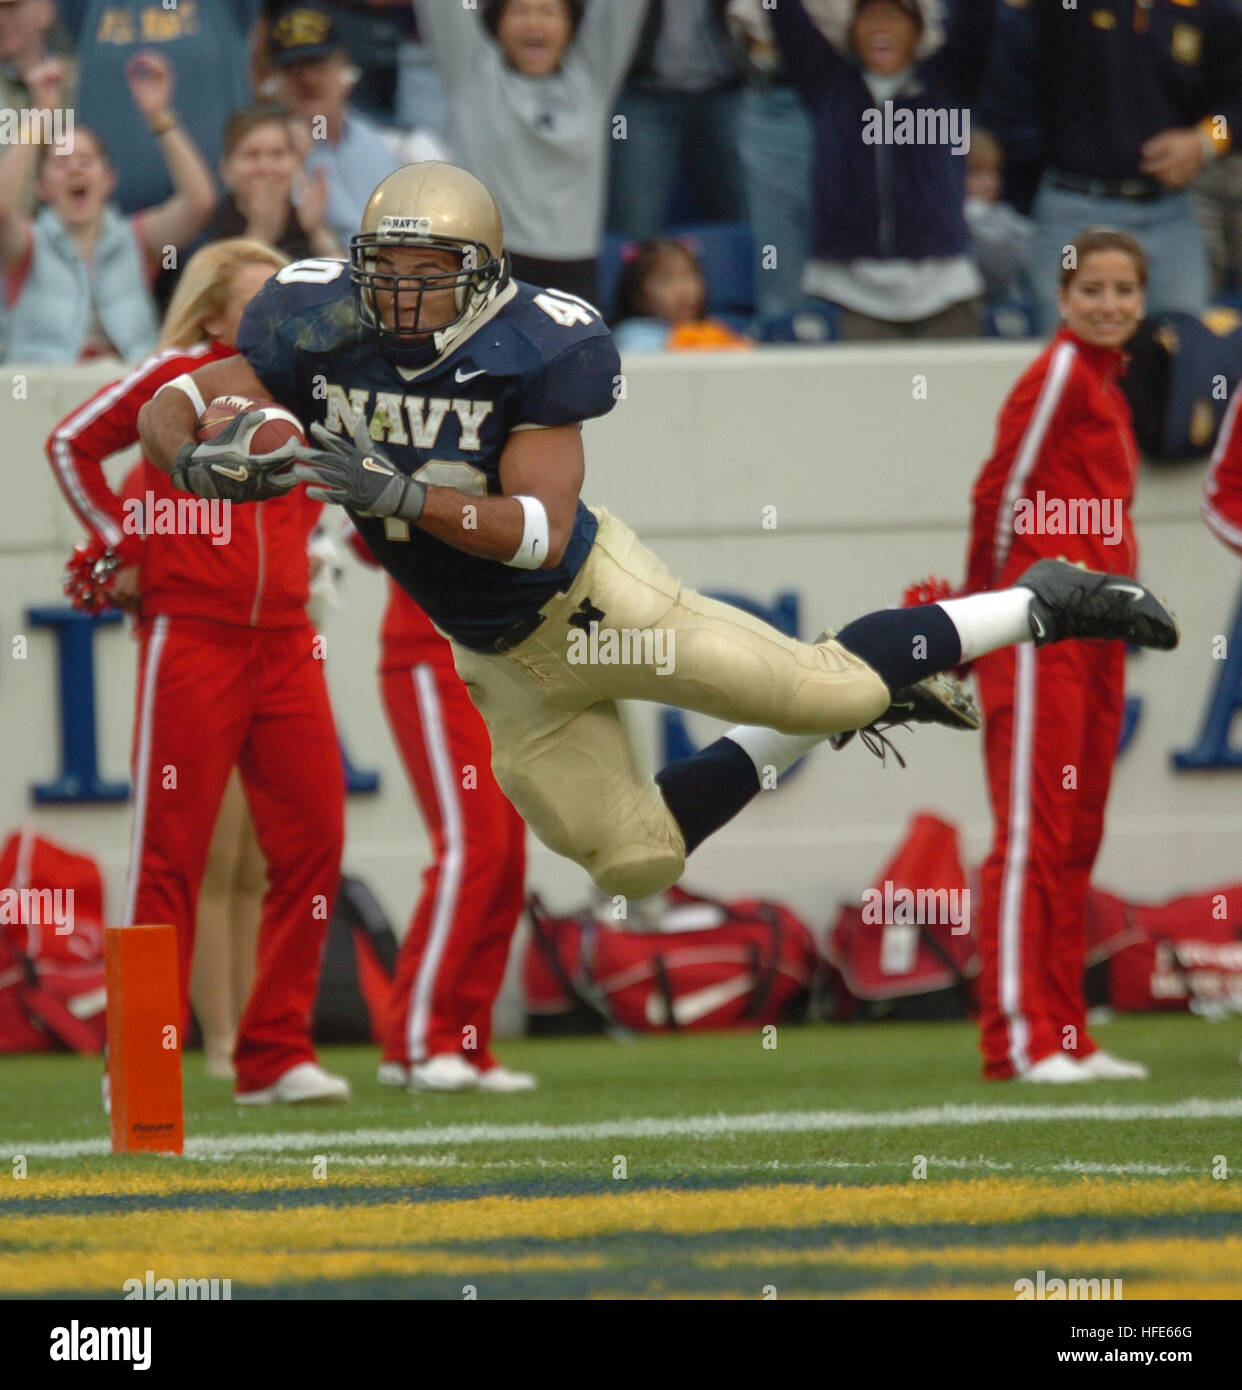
1019, 1053, 1090, 1083
235, 1061, 351, 1105
407, 1054, 480, 1092
377, 1062, 409, 1087
477, 1065, 538, 1093
1077, 1050, 1149, 1080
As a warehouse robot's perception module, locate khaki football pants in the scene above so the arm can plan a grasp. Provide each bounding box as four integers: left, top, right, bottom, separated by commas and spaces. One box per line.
450, 509, 891, 899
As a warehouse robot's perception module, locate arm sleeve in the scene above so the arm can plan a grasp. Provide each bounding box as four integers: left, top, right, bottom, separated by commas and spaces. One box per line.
45, 351, 190, 560
768, 0, 846, 94
963, 364, 1076, 592
1203, 395, 1242, 556
517, 332, 622, 427
926, 0, 996, 104
234, 280, 301, 410
412, 0, 484, 89
576, 0, 652, 93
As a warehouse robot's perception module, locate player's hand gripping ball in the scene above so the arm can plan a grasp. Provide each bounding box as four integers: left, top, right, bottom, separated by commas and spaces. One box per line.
293, 410, 427, 522
171, 396, 307, 502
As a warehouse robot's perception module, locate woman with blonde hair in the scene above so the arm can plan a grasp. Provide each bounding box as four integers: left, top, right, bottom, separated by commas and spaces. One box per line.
47, 238, 350, 1105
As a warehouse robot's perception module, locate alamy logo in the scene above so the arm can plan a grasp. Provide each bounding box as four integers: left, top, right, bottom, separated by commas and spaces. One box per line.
1013, 491, 1122, 546
123, 493, 232, 547
0, 106, 74, 154
0, 886, 73, 934
566, 622, 676, 677
861, 880, 970, 936
861, 101, 970, 156
123, 1270, 232, 1300
1014, 1270, 1123, 1300
49, 1322, 151, 1370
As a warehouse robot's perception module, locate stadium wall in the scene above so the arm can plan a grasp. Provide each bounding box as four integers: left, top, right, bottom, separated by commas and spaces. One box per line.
3, 346, 1239, 1033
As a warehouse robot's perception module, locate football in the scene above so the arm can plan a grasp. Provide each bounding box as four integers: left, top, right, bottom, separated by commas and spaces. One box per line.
195, 394, 307, 456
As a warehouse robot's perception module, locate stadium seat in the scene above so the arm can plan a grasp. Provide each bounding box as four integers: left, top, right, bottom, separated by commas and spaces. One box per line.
757, 305, 839, 344
665, 222, 756, 317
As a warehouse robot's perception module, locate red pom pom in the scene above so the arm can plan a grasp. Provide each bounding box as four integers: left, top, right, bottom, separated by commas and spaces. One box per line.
900, 575, 957, 608
64, 540, 121, 614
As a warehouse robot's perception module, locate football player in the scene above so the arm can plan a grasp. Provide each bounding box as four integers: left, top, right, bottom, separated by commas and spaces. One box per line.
137, 163, 1179, 909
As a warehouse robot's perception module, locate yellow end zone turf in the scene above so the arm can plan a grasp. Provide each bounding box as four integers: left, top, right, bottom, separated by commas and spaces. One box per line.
4, 1179, 1242, 1296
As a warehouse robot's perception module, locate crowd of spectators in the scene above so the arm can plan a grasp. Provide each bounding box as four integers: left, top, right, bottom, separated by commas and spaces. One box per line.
2, 0, 1240, 362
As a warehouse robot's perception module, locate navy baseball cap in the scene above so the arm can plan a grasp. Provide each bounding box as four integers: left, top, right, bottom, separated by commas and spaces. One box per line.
269, 4, 341, 68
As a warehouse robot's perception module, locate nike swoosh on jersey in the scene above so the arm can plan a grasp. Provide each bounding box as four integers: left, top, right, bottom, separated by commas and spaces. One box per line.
644, 974, 755, 1028
455, 368, 486, 383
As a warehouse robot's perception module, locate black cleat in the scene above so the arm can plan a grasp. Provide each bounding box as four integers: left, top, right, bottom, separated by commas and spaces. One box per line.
815, 631, 980, 765
1017, 559, 1179, 650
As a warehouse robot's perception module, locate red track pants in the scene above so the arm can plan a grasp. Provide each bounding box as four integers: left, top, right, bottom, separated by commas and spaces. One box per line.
123, 616, 344, 1091
379, 658, 526, 1069
974, 636, 1125, 1078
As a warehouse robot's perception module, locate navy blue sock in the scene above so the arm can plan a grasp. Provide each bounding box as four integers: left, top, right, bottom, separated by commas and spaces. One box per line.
655, 737, 761, 856
834, 604, 962, 691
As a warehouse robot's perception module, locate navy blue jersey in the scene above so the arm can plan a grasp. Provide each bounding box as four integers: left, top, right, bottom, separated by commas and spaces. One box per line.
235, 260, 620, 649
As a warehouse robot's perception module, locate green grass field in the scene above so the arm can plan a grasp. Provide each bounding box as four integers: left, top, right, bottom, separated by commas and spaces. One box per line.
3, 1015, 1241, 1299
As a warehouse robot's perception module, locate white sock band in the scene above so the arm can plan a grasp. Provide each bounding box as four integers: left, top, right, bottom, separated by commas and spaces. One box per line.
937, 589, 1033, 663
725, 725, 825, 779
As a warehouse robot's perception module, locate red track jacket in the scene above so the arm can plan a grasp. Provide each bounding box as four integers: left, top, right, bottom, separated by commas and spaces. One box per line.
966, 327, 1140, 592
47, 343, 321, 628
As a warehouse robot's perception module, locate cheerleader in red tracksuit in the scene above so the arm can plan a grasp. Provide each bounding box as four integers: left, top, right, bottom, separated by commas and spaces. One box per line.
46, 240, 348, 1104
966, 229, 1152, 1085
346, 525, 530, 1094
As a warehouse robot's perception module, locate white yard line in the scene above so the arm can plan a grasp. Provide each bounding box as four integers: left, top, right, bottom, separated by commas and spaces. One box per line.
4, 1098, 1240, 1161
192, 1153, 1204, 1178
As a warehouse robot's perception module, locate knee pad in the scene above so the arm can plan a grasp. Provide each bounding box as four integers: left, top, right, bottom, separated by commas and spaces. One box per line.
591, 843, 686, 901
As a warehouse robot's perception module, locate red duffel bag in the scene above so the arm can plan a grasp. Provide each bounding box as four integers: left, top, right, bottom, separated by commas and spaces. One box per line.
1086, 884, 1242, 1013
0, 830, 107, 1053
523, 885, 820, 1035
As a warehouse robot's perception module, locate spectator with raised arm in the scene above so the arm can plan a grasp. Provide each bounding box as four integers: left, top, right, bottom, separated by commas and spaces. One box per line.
770, 0, 992, 342
0, 0, 73, 217
0, 53, 215, 364
61, 0, 262, 216
416, 0, 649, 304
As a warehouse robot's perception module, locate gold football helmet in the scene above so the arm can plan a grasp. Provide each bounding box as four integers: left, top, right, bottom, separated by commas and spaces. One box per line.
350, 162, 508, 365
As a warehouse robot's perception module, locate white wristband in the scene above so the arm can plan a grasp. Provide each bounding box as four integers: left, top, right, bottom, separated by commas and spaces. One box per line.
506, 494, 549, 570
156, 373, 207, 420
